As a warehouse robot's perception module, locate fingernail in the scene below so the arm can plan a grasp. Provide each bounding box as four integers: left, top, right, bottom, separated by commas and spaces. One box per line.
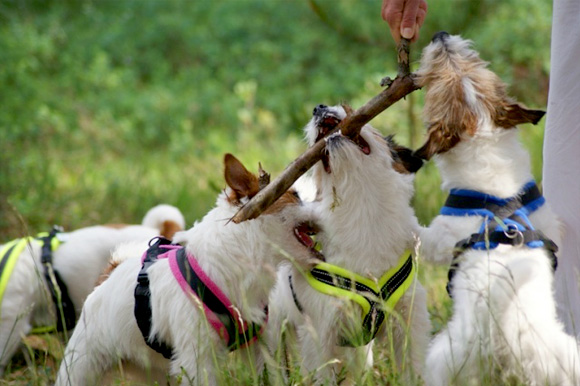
402, 27, 414, 39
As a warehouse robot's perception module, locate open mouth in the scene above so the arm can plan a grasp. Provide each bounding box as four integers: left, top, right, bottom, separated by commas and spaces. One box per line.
315, 113, 371, 174
293, 222, 324, 261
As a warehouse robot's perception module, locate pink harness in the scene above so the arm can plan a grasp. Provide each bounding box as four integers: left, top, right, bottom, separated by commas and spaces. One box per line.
134, 238, 263, 358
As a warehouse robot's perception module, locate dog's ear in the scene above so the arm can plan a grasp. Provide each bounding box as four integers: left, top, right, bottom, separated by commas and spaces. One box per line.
224, 153, 260, 201
386, 135, 425, 173
413, 122, 462, 160
494, 103, 546, 128
394, 146, 425, 173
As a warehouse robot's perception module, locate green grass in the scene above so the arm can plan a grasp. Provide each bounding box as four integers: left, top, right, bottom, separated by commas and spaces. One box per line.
0, 261, 451, 385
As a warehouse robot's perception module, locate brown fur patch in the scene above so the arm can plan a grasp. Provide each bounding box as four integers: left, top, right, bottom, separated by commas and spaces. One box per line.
494, 103, 545, 128
416, 41, 545, 160
94, 259, 121, 286
160, 220, 183, 240
224, 153, 261, 204
263, 189, 300, 215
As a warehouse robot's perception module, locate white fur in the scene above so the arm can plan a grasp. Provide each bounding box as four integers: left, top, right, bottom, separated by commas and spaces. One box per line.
55, 182, 315, 385
0, 204, 185, 373
418, 35, 580, 385
268, 106, 431, 384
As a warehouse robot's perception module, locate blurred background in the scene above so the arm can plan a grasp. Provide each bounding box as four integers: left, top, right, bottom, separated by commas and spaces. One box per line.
0, 0, 551, 238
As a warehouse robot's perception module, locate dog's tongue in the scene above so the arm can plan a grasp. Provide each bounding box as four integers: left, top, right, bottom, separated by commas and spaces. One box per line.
294, 227, 315, 248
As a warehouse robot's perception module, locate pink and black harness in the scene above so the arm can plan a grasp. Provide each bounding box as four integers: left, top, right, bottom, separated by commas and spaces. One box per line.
134, 237, 263, 359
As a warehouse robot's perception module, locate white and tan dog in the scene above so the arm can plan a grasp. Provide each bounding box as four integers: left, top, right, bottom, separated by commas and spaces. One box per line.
0, 203, 184, 373
268, 105, 430, 384
55, 154, 319, 386
416, 32, 580, 385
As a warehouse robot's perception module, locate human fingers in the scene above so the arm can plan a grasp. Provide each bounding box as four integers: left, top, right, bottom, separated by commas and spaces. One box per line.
400, 0, 421, 40
411, 1, 427, 42
381, 0, 406, 43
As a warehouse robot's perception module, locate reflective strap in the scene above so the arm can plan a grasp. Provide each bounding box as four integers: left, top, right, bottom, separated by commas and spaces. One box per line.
30, 325, 57, 335
0, 232, 63, 330
0, 237, 44, 318
304, 251, 415, 326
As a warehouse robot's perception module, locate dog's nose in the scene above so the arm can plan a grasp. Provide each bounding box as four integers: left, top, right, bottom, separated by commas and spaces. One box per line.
432, 31, 450, 43
313, 104, 328, 117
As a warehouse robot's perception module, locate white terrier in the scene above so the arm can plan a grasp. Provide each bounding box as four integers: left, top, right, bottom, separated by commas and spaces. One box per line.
416, 32, 580, 385
0, 203, 184, 373
55, 154, 319, 386
268, 105, 430, 384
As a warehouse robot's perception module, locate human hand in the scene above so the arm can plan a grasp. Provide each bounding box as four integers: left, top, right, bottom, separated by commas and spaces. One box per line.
381, 0, 427, 43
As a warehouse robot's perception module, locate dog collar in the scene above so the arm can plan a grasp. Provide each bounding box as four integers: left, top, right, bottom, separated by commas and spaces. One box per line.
293, 251, 415, 346
134, 238, 264, 359
0, 227, 75, 333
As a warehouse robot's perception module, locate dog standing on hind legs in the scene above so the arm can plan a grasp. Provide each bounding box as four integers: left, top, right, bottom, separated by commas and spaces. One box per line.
267, 104, 430, 384
415, 32, 580, 385
55, 154, 321, 386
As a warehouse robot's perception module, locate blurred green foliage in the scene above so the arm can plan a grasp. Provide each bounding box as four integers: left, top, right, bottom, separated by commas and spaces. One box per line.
0, 0, 551, 238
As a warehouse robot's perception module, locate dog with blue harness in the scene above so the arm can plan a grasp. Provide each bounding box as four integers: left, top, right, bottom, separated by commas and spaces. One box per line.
416, 32, 579, 385
443, 181, 558, 296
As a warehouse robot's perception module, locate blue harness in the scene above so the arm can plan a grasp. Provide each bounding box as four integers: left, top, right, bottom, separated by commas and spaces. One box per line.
442, 181, 558, 296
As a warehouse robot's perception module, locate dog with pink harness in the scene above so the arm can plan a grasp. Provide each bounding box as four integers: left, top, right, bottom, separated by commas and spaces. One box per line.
134, 237, 264, 358
55, 154, 320, 386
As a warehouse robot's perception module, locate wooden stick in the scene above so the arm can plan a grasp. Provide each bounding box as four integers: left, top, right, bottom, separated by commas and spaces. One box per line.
231, 41, 419, 223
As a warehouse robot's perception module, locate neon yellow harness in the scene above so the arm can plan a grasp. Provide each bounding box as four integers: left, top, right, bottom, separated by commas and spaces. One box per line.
303, 251, 415, 346
0, 233, 62, 333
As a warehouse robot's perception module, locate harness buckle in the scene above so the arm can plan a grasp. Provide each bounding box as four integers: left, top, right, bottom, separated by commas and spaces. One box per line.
503, 224, 524, 247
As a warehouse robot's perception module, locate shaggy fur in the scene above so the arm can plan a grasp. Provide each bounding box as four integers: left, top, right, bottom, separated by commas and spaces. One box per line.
416, 32, 580, 385
0, 204, 184, 373
55, 154, 318, 386
267, 105, 430, 384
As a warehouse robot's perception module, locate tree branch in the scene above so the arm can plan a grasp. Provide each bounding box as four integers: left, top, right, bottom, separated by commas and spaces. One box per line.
231, 40, 419, 224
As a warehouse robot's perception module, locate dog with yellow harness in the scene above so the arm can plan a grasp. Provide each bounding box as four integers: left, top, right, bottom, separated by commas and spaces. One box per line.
267, 104, 430, 384
0, 204, 185, 374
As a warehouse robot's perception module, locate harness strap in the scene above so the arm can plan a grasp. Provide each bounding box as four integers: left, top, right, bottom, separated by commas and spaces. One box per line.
442, 182, 558, 297
170, 248, 264, 351
0, 228, 73, 332
39, 227, 76, 332
297, 252, 414, 346
134, 237, 174, 359
134, 237, 264, 357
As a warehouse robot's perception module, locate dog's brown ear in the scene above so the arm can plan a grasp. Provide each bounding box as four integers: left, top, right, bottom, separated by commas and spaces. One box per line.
413, 123, 462, 160
224, 154, 260, 201
385, 135, 424, 173
495, 103, 546, 128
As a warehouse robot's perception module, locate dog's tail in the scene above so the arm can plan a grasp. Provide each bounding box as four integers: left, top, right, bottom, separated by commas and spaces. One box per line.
141, 204, 186, 240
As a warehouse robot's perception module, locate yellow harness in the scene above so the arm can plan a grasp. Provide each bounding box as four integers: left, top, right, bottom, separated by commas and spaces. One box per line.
302, 251, 416, 346
0, 232, 62, 333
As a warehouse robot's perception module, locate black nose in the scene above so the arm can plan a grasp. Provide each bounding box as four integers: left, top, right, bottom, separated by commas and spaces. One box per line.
313, 104, 328, 117
432, 31, 449, 43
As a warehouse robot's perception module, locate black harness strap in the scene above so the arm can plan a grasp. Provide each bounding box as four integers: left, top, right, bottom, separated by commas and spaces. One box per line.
134, 238, 263, 356
174, 247, 263, 351
288, 274, 304, 313
40, 227, 77, 332
289, 255, 414, 347
134, 237, 174, 359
